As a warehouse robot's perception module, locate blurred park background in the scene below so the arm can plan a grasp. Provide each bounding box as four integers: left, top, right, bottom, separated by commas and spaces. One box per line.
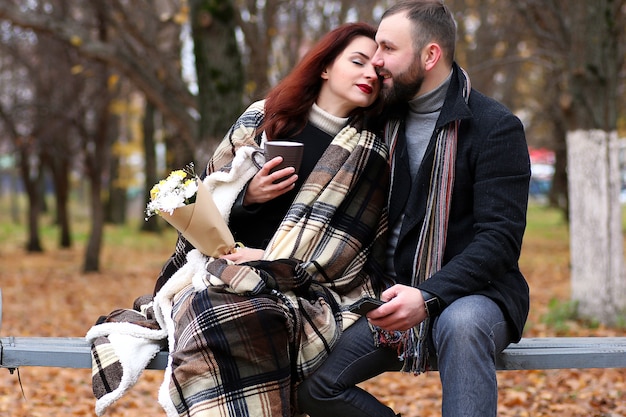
0, 1, 625, 415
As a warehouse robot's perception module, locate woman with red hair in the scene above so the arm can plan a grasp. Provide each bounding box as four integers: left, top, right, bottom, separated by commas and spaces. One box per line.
91, 22, 392, 417
218, 21, 386, 257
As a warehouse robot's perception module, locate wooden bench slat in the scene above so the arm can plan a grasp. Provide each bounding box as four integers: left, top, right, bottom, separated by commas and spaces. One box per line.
3, 336, 626, 371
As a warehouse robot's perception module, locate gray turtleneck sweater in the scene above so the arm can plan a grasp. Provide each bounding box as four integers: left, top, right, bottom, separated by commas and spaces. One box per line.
404, 72, 452, 177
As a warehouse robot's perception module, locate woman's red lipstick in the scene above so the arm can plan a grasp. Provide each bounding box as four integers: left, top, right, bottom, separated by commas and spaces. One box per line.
357, 84, 373, 94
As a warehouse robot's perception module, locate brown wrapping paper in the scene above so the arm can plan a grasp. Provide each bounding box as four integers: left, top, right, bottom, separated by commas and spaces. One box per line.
160, 180, 235, 257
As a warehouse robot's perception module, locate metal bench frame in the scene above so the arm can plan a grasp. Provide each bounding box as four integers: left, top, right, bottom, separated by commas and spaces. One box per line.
2, 335, 626, 372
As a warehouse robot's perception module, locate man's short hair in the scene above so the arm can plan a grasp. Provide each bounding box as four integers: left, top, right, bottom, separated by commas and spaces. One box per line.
382, 0, 457, 64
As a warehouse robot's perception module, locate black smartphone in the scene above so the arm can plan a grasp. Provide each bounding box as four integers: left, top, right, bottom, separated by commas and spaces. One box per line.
347, 297, 385, 315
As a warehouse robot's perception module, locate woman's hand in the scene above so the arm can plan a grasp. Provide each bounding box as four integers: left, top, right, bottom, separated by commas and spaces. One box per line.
220, 247, 265, 263
244, 156, 298, 205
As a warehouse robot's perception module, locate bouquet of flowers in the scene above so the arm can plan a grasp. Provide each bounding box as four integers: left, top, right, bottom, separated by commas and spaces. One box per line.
146, 165, 199, 218
146, 163, 235, 257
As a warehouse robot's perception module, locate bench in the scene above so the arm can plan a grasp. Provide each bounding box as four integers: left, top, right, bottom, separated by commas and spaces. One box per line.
3, 335, 626, 373
2, 290, 626, 372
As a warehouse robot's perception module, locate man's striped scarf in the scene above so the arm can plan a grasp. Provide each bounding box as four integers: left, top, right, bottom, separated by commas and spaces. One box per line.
152, 101, 391, 416
378, 68, 471, 375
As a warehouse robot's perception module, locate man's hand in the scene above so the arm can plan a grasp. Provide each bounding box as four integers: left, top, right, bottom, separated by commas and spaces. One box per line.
366, 284, 428, 331
243, 157, 298, 205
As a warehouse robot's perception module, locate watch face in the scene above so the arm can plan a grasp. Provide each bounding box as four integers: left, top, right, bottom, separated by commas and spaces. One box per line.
425, 297, 440, 317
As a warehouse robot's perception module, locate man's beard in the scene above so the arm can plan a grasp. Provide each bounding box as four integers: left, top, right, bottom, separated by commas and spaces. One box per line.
380, 60, 425, 106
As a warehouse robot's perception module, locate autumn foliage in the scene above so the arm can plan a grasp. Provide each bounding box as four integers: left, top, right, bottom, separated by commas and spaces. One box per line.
1, 207, 625, 416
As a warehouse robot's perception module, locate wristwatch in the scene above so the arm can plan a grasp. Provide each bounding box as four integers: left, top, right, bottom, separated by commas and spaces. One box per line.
423, 293, 442, 317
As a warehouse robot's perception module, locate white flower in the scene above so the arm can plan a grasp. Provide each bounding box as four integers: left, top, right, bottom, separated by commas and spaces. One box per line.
145, 163, 199, 219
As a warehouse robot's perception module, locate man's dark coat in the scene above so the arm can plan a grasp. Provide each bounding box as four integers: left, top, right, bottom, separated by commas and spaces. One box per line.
389, 63, 531, 341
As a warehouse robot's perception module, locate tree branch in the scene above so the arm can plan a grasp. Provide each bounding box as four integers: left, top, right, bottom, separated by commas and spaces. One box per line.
0, 1, 198, 150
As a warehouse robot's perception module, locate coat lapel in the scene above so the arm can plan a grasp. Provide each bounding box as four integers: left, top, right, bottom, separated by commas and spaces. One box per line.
388, 126, 411, 227
391, 130, 434, 243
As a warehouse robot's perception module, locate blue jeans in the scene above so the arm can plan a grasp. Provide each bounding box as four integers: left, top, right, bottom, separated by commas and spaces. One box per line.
297, 295, 512, 417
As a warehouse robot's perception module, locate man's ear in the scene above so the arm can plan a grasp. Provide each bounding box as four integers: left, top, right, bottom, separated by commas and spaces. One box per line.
422, 43, 442, 71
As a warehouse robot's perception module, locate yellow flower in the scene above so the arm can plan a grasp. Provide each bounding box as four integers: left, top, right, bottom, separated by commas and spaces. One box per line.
150, 184, 160, 200
171, 170, 187, 180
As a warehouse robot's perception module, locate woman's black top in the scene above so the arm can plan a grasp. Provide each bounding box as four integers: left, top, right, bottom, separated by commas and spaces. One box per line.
228, 123, 334, 249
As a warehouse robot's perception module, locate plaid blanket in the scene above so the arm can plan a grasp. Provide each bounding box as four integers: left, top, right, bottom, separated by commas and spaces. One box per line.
88, 101, 390, 417
87, 296, 166, 415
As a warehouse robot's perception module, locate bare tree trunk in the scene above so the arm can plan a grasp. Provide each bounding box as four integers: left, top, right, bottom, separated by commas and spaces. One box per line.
83, 5, 113, 273
548, 120, 569, 216
83, 102, 110, 272
9, 167, 21, 225
106, 155, 126, 224
50, 155, 72, 248
235, 0, 277, 102
564, 0, 625, 325
567, 130, 625, 325
84, 174, 105, 272
18, 147, 44, 252
105, 113, 126, 225
191, 0, 244, 158
141, 101, 161, 232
